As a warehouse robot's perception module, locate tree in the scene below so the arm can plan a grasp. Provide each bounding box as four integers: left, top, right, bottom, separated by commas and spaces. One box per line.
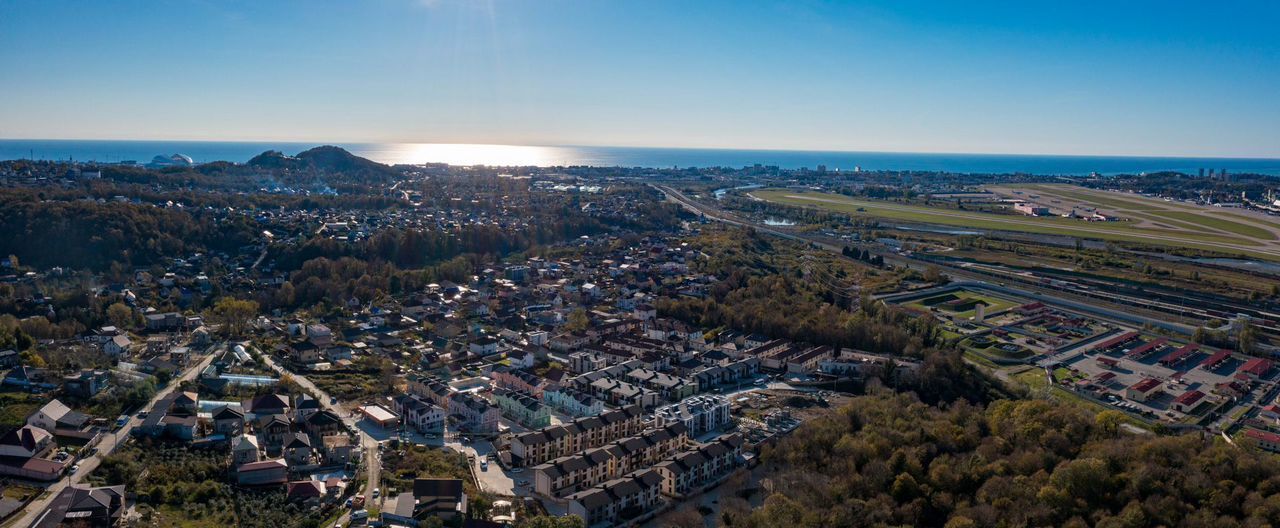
211, 297, 259, 336
20, 350, 46, 368
1094, 410, 1125, 437
1238, 318, 1258, 355
107, 302, 134, 330
565, 308, 590, 333
923, 266, 949, 285
519, 515, 586, 528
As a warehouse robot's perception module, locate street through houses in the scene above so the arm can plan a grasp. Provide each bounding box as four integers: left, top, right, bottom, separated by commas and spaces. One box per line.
13, 352, 216, 528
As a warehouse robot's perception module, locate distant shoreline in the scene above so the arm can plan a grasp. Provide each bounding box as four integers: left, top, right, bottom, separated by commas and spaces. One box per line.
3, 139, 1280, 175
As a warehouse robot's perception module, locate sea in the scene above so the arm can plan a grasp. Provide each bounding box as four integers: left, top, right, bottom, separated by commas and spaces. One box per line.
3, 139, 1280, 176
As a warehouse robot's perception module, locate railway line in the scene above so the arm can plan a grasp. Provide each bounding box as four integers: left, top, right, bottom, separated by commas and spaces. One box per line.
654, 183, 1279, 340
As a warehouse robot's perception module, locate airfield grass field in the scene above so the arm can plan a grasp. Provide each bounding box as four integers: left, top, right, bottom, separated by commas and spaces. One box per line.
1146, 211, 1275, 240
753, 187, 1280, 261
1013, 181, 1280, 238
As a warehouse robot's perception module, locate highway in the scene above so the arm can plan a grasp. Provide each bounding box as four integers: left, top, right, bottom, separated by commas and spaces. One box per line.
17, 352, 216, 528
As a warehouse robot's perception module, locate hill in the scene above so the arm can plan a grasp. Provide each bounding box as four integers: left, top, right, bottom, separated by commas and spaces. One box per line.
247, 146, 396, 179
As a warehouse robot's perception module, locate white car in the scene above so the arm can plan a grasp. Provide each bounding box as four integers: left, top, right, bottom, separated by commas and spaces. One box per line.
69, 464, 80, 474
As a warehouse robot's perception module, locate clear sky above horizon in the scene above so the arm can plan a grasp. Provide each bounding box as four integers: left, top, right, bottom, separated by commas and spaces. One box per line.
2, 0, 1279, 157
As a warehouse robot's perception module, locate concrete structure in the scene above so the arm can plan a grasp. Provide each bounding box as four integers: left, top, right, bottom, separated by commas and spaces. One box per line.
653, 394, 731, 437
359, 404, 401, 429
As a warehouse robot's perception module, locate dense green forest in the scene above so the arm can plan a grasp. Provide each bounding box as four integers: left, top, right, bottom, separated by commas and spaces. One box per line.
730, 393, 1280, 528
0, 189, 259, 270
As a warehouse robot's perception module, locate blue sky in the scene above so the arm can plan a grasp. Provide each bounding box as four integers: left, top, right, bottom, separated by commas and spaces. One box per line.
2, 0, 1279, 157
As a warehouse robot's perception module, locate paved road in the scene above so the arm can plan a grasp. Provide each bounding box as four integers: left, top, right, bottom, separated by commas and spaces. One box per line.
260, 356, 376, 528
16, 352, 216, 528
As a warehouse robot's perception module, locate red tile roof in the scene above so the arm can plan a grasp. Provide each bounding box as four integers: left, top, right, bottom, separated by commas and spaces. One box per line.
1159, 343, 1199, 366
1200, 349, 1232, 369
1246, 428, 1280, 444
1129, 378, 1162, 392
1243, 358, 1273, 376
1095, 331, 1139, 351
1173, 390, 1204, 407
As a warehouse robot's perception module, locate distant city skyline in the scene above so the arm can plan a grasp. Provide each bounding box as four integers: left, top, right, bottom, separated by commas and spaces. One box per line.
2, 1, 1279, 158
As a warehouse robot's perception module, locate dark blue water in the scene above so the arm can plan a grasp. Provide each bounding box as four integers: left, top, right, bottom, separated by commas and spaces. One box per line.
3, 139, 1279, 175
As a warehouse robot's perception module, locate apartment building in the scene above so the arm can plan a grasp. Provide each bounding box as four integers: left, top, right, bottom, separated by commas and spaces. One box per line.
653, 433, 745, 498
533, 423, 688, 497
449, 392, 501, 434
508, 405, 645, 467
653, 394, 731, 437
566, 469, 664, 527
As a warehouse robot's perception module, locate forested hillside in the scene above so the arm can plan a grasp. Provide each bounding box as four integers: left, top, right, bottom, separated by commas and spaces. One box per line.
732, 394, 1280, 528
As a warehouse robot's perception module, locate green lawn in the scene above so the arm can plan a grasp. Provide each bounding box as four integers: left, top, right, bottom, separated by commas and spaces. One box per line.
0, 390, 44, 435
904, 291, 1019, 319
1224, 212, 1280, 231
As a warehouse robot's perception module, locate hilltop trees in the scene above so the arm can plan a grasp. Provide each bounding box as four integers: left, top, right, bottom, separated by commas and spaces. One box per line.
733, 394, 1280, 528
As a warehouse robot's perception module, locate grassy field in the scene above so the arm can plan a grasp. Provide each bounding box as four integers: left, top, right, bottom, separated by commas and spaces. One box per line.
1146, 211, 1275, 240
753, 188, 1280, 261
0, 390, 45, 435
905, 292, 1018, 319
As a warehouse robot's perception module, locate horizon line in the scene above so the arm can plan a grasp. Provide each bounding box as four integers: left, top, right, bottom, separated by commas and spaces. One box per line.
2, 136, 1280, 163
